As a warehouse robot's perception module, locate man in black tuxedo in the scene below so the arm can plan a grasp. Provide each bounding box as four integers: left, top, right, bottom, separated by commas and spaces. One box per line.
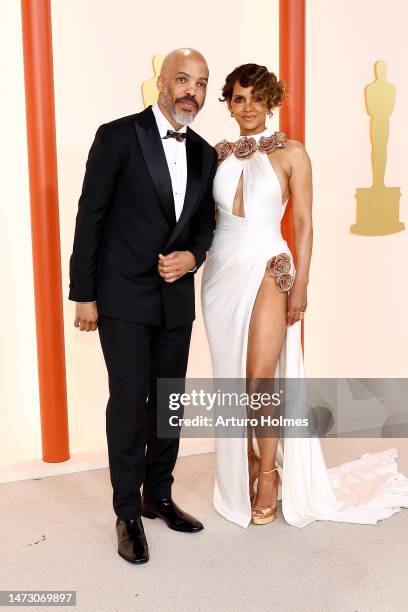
69, 48, 217, 564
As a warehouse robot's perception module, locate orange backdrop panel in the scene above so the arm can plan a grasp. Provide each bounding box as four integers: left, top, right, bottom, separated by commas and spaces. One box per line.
21, 0, 69, 461
280, 0, 306, 349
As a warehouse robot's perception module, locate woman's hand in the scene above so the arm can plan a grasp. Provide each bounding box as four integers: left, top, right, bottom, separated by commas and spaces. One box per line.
287, 280, 307, 326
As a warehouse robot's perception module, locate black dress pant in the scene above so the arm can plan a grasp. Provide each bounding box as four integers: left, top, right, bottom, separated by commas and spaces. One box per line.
98, 315, 192, 520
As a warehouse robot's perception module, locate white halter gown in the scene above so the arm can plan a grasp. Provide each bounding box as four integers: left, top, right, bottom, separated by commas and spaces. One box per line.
200, 127, 408, 528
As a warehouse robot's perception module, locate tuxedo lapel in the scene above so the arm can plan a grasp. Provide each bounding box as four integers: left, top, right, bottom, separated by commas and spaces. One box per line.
162, 127, 203, 251
133, 106, 177, 228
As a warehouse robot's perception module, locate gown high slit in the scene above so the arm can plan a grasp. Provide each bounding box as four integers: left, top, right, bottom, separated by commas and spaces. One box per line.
200, 127, 408, 528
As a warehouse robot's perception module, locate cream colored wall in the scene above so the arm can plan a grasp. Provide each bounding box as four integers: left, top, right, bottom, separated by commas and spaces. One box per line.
2, 0, 407, 477
0, 1, 41, 466
305, 0, 408, 377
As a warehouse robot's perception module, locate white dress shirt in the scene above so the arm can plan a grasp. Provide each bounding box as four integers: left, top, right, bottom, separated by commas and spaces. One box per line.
151, 103, 196, 273
151, 103, 187, 223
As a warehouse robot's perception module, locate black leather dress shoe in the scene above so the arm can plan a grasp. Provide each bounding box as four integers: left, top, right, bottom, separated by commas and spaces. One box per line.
116, 517, 149, 564
141, 497, 204, 532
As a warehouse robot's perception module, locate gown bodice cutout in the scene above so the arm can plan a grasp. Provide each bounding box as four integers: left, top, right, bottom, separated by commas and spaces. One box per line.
213, 128, 289, 225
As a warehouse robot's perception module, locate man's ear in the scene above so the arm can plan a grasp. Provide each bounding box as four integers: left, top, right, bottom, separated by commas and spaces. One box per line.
156, 75, 164, 93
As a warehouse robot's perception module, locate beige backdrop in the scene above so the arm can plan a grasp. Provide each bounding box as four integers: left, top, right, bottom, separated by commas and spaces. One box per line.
305, 2, 408, 378
0, 0, 406, 480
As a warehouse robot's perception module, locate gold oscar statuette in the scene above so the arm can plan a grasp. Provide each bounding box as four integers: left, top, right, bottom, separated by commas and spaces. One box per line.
141, 54, 164, 108
350, 60, 404, 236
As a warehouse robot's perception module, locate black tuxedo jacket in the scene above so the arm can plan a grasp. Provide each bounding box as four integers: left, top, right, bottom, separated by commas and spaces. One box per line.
69, 105, 217, 330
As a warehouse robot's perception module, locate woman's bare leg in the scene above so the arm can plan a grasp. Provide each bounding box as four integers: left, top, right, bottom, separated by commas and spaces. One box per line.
246, 268, 288, 513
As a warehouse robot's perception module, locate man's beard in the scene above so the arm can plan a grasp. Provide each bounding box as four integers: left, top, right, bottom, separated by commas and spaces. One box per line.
161, 86, 200, 125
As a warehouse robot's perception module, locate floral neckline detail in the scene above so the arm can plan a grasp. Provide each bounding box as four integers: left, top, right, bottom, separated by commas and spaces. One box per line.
215, 130, 287, 163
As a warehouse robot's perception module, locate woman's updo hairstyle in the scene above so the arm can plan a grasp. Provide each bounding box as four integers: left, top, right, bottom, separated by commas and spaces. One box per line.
219, 63, 286, 116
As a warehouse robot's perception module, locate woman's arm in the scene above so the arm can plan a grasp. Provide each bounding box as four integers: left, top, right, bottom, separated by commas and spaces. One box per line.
286, 140, 313, 326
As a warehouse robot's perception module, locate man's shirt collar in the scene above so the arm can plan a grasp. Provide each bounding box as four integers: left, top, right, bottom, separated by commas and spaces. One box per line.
151, 103, 188, 139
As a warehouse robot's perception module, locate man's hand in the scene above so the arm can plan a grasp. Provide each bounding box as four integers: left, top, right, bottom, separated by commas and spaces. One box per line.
74, 302, 99, 332
158, 251, 196, 283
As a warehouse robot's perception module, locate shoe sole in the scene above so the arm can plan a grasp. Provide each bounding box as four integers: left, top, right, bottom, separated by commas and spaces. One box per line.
141, 510, 204, 532
118, 550, 149, 564
251, 514, 278, 525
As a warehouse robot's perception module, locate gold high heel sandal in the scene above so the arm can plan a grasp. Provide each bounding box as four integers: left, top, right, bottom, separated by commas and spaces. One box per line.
251, 466, 280, 525
248, 451, 261, 505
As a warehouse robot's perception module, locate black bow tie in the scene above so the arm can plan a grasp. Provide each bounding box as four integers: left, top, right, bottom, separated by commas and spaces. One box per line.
163, 129, 187, 142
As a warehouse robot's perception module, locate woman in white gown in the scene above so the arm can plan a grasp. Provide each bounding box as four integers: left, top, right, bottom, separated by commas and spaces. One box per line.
201, 63, 408, 528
